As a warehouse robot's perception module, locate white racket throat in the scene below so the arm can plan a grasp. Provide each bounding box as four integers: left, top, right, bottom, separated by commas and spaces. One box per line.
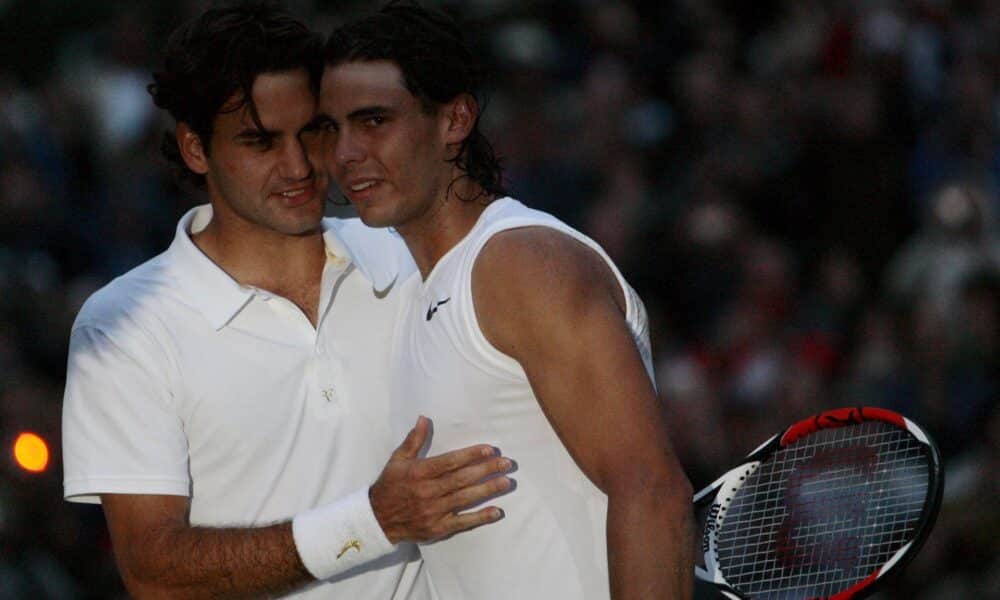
696, 462, 763, 592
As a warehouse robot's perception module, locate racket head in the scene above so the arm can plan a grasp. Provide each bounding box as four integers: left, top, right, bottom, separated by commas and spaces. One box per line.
693, 407, 943, 600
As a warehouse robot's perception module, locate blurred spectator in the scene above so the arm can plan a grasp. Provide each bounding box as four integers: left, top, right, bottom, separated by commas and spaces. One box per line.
886, 181, 1000, 320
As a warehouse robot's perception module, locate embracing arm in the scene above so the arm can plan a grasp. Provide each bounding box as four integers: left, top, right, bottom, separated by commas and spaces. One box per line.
65, 316, 512, 599
101, 416, 511, 599
473, 227, 695, 600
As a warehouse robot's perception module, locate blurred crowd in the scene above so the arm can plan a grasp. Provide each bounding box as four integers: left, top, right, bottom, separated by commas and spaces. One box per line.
1, 0, 998, 598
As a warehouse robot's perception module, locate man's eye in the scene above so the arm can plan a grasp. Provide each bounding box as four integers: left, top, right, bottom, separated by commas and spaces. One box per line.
245, 137, 274, 150
364, 116, 386, 127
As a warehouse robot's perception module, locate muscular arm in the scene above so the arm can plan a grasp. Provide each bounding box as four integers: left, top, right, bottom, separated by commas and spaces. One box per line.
473, 227, 695, 600
102, 418, 512, 599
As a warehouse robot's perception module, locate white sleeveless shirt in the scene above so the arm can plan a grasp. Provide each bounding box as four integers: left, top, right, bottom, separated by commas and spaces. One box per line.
390, 198, 653, 600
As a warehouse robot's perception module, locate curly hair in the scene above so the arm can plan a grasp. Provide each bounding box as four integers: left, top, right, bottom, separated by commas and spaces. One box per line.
148, 0, 323, 189
325, 1, 505, 202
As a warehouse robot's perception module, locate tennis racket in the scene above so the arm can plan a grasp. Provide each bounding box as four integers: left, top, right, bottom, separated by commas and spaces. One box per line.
694, 406, 943, 600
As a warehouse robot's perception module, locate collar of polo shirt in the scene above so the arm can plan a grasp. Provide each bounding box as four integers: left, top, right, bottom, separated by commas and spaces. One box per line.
168, 204, 403, 330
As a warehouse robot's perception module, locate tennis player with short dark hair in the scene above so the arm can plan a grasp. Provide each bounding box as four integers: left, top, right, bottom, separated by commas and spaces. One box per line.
61, 2, 512, 597
320, 3, 695, 598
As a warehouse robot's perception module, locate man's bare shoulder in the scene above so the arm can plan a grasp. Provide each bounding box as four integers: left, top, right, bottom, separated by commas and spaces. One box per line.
474, 226, 619, 305
472, 226, 623, 354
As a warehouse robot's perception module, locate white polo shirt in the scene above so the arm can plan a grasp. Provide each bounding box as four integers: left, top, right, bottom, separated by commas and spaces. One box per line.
62, 205, 425, 599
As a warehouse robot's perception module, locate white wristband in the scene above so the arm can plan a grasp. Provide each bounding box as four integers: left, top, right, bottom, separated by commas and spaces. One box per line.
292, 487, 396, 580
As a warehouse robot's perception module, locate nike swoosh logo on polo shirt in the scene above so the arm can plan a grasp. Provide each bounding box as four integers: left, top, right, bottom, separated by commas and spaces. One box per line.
373, 275, 398, 299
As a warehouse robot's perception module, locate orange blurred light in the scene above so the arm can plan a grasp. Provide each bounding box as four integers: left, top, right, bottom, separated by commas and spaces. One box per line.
14, 432, 49, 473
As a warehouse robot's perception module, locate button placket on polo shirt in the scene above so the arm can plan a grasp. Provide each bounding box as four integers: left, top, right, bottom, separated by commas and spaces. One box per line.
313, 339, 343, 412
313, 335, 340, 408
243, 284, 340, 415
311, 255, 351, 415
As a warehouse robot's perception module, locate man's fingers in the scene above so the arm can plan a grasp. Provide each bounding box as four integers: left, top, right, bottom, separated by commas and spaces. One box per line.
373, 443, 513, 544
439, 475, 513, 514
443, 457, 513, 492
414, 444, 499, 479
392, 416, 430, 460
438, 506, 505, 538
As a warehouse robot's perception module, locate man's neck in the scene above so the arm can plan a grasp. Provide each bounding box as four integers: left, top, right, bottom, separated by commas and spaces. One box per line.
397, 182, 493, 280
191, 210, 326, 296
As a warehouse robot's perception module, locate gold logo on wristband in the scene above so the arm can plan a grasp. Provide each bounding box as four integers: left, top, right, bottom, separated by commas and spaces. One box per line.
336, 539, 362, 559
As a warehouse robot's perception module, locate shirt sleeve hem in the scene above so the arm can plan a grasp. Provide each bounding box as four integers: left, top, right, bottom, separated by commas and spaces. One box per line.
64, 477, 190, 504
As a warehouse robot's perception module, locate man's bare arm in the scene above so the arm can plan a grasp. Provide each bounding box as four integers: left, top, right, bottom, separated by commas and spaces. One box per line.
103, 494, 307, 599
473, 227, 695, 600
102, 417, 513, 599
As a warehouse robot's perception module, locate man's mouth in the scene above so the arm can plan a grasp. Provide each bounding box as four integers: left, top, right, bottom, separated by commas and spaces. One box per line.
272, 184, 316, 206
350, 180, 378, 192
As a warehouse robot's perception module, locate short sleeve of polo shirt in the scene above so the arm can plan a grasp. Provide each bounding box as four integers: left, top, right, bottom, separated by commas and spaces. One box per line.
63, 324, 190, 504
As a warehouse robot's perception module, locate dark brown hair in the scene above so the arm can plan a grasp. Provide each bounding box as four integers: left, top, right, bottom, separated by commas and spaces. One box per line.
148, 0, 323, 189
325, 1, 505, 202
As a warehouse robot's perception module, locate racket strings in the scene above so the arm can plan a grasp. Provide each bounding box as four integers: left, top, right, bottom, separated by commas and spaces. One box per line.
714, 422, 929, 599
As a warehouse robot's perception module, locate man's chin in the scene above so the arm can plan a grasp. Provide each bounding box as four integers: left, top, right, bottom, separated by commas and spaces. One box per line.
274, 201, 326, 234
353, 207, 398, 230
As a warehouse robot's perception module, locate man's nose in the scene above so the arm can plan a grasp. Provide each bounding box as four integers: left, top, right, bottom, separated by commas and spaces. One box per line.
280, 138, 313, 180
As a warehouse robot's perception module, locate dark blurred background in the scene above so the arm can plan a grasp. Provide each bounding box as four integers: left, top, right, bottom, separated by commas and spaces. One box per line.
1, 0, 998, 598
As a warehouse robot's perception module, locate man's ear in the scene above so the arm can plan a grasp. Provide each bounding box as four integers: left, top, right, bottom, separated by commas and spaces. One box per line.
176, 122, 210, 175
441, 93, 478, 146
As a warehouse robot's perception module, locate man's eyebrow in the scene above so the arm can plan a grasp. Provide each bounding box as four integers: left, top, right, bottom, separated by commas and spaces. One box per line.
233, 128, 278, 141
347, 106, 394, 120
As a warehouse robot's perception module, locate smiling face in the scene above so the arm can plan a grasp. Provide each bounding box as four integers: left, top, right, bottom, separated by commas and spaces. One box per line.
319, 60, 463, 230
181, 68, 329, 237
